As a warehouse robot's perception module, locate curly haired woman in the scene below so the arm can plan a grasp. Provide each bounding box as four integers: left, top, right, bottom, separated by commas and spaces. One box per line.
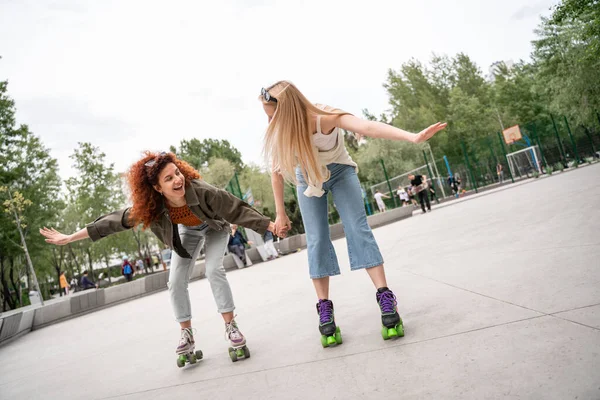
41, 151, 277, 363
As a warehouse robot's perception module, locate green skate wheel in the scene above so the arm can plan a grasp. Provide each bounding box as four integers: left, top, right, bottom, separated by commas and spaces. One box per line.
176, 355, 186, 368
243, 346, 251, 358
195, 350, 203, 359
381, 326, 390, 340
334, 326, 343, 344
388, 327, 398, 338
397, 323, 405, 337
236, 348, 244, 358
326, 336, 336, 346
189, 353, 197, 364
321, 335, 328, 348
229, 350, 238, 362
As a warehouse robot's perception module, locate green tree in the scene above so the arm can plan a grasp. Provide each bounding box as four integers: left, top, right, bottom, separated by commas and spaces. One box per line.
171, 138, 244, 171
0, 80, 63, 308
65, 143, 127, 281
532, 14, 600, 127
201, 157, 236, 189
239, 164, 276, 215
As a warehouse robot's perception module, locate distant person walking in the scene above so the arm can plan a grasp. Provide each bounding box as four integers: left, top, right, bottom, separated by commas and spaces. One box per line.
122, 257, 134, 282
496, 163, 504, 183
136, 258, 144, 274
263, 230, 279, 260
59, 271, 70, 296
397, 186, 410, 206
373, 190, 390, 213
409, 174, 431, 213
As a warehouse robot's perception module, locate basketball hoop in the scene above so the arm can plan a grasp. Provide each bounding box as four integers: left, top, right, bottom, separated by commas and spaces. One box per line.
503, 125, 522, 145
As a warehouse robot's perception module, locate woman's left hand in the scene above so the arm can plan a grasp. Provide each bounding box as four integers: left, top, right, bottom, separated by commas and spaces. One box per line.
413, 122, 447, 143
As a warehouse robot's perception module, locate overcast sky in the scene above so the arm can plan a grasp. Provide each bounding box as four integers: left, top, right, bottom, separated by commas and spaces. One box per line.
0, 0, 557, 180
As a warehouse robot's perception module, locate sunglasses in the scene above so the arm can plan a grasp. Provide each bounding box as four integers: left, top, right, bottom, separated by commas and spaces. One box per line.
144, 151, 167, 168
261, 87, 277, 103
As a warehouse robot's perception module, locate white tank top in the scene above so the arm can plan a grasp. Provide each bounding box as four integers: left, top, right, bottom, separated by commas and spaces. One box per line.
313, 115, 338, 151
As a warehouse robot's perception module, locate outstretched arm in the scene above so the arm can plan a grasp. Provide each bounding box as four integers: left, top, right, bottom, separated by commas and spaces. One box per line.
41, 208, 134, 245
336, 115, 446, 144
40, 227, 89, 245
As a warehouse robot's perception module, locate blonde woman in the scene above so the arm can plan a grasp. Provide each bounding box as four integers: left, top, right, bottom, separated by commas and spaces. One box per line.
260, 81, 446, 345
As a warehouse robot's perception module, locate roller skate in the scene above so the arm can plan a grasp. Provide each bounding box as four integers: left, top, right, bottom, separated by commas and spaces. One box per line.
316, 299, 342, 348
376, 287, 404, 340
176, 327, 203, 368
225, 318, 250, 362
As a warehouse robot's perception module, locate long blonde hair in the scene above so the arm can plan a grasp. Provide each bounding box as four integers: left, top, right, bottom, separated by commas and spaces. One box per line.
261, 81, 350, 184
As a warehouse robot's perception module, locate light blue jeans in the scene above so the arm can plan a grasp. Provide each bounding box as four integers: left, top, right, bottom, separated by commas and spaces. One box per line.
167, 224, 234, 323
296, 163, 384, 279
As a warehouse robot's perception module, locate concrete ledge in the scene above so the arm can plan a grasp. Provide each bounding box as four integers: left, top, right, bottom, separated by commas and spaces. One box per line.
70, 289, 106, 314
33, 299, 71, 329
223, 254, 237, 270
144, 271, 168, 293
17, 308, 35, 335
329, 223, 345, 240
0, 312, 22, 342
367, 206, 413, 229
247, 247, 262, 263
278, 234, 307, 254
105, 279, 144, 305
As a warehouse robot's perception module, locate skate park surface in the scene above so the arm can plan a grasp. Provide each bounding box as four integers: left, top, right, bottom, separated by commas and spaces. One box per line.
0, 164, 599, 400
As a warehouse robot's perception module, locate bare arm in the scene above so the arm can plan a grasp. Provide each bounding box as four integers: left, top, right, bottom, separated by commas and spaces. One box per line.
271, 172, 286, 217
335, 115, 446, 143
270, 170, 291, 237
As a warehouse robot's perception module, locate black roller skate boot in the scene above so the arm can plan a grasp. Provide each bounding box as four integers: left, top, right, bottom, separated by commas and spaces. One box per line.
376, 287, 405, 340
316, 299, 342, 348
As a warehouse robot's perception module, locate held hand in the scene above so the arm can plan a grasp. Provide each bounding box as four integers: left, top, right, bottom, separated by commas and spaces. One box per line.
274, 213, 292, 238
413, 122, 447, 143
40, 227, 72, 246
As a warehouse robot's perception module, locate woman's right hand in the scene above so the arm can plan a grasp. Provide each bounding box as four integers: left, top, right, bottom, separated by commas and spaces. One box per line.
40, 227, 72, 246
274, 213, 292, 238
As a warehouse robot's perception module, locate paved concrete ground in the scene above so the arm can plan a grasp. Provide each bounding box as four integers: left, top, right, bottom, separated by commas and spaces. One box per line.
1, 164, 599, 400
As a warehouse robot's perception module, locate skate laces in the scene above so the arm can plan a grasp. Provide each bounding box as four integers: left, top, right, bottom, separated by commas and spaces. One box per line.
318, 299, 334, 324
225, 317, 243, 341
179, 327, 195, 345
378, 291, 397, 314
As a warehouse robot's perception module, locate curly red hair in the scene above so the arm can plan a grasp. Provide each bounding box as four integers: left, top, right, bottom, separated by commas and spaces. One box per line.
127, 151, 201, 229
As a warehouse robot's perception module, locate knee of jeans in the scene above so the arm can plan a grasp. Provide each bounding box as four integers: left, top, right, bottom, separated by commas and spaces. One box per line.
205, 264, 226, 281
305, 221, 331, 239
167, 276, 188, 294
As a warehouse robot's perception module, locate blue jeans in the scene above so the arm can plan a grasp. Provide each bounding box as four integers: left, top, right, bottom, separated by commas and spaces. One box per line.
296, 164, 383, 279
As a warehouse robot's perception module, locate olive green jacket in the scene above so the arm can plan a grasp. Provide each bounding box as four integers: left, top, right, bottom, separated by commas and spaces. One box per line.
85, 179, 270, 258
